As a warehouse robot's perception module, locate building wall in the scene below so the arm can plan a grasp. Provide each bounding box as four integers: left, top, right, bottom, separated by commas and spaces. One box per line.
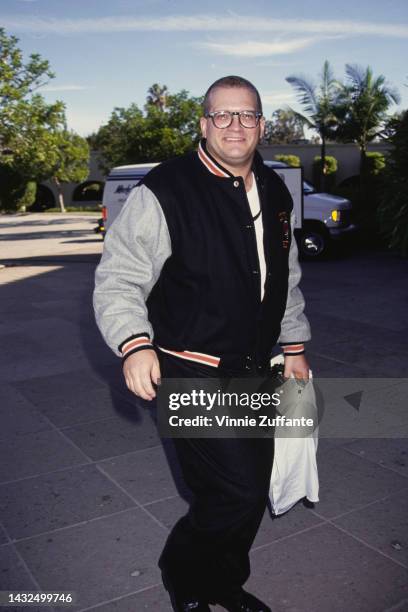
39, 143, 391, 207
259, 142, 390, 184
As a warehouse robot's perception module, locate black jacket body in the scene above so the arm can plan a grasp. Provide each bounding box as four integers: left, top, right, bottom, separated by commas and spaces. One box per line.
142, 142, 293, 369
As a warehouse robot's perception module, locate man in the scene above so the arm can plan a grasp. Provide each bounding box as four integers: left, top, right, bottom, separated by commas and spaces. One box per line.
94, 76, 311, 612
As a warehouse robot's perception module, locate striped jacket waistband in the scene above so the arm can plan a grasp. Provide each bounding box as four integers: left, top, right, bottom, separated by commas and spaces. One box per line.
157, 346, 220, 367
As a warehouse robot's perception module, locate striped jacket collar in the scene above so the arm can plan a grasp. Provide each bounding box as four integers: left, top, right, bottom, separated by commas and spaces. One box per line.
197, 139, 233, 178
197, 138, 266, 183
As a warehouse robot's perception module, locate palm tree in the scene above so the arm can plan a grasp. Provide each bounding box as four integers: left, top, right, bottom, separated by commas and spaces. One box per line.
334, 65, 400, 181
146, 83, 168, 111
286, 60, 339, 190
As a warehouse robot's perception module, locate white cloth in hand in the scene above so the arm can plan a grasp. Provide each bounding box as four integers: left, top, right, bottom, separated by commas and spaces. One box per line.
268, 354, 319, 516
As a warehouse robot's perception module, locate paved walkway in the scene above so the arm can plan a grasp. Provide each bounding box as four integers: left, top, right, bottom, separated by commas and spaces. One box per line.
0, 214, 407, 611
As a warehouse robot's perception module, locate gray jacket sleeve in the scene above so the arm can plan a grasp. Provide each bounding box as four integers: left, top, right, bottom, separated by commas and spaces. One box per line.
93, 184, 172, 357
278, 210, 311, 347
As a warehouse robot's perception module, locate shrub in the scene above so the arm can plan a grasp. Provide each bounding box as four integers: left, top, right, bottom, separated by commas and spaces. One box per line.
0, 164, 26, 211
16, 181, 37, 211
43, 206, 102, 213
274, 154, 300, 167
313, 155, 337, 175
365, 152, 386, 176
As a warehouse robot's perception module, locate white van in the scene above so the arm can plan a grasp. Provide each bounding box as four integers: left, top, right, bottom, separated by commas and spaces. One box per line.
101, 160, 303, 233
264, 160, 357, 257
101, 160, 356, 258
101, 163, 158, 231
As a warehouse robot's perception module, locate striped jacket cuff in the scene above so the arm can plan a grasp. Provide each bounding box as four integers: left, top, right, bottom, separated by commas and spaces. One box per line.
119, 333, 154, 363
280, 342, 306, 356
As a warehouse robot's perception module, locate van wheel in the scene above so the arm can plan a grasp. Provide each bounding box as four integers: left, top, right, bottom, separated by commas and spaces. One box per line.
299, 225, 329, 259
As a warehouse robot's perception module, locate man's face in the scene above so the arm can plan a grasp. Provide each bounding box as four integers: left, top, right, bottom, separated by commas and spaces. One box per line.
200, 86, 265, 170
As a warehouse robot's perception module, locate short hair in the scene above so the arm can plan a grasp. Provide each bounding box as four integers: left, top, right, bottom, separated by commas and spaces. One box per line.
203, 76, 263, 115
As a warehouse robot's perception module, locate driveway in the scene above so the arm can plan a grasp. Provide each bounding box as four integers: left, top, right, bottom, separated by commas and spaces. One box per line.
0, 213, 407, 612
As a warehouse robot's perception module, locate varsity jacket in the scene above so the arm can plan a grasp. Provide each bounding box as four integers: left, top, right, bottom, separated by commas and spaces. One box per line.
93, 140, 311, 370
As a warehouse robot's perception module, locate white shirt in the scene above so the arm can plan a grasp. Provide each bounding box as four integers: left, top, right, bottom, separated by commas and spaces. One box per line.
246, 173, 266, 300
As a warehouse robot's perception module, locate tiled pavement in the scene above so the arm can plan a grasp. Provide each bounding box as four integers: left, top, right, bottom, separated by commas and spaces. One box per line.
0, 215, 407, 611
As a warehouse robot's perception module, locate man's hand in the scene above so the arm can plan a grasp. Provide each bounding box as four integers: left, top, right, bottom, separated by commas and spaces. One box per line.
123, 349, 161, 400
283, 354, 310, 380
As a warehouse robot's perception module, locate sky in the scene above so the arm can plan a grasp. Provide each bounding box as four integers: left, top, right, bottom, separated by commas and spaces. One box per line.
1, 0, 408, 137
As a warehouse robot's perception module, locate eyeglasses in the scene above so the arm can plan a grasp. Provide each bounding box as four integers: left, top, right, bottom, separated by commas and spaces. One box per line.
205, 110, 263, 129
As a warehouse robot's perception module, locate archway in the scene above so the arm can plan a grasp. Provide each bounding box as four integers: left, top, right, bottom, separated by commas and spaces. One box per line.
29, 184, 56, 211
72, 181, 104, 202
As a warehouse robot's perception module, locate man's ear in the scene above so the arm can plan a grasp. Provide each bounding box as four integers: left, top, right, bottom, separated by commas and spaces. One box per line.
200, 116, 207, 139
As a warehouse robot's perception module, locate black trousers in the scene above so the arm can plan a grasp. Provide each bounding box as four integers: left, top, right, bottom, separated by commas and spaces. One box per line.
157, 351, 275, 600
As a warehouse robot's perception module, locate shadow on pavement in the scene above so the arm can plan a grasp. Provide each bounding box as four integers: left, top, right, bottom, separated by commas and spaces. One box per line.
0, 247, 407, 612
0, 229, 96, 241
0, 217, 85, 229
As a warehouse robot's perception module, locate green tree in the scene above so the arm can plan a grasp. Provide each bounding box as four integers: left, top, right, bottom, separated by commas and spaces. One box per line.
377, 110, 408, 256
2, 94, 66, 174
0, 27, 54, 115
48, 131, 90, 212
93, 86, 203, 172
0, 28, 88, 211
0, 92, 67, 210
263, 108, 305, 144
90, 104, 145, 173
0, 27, 59, 151
334, 65, 400, 181
286, 60, 339, 190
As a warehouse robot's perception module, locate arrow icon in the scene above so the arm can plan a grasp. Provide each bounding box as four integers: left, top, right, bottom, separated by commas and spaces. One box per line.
343, 391, 363, 411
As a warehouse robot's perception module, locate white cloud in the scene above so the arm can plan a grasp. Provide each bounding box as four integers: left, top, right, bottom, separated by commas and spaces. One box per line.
1, 14, 407, 38
196, 38, 319, 57
255, 60, 298, 67
42, 84, 88, 92
261, 92, 297, 106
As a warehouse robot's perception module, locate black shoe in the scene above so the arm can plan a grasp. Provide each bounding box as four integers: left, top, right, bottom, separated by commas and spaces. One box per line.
161, 570, 211, 612
215, 587, 272, 612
